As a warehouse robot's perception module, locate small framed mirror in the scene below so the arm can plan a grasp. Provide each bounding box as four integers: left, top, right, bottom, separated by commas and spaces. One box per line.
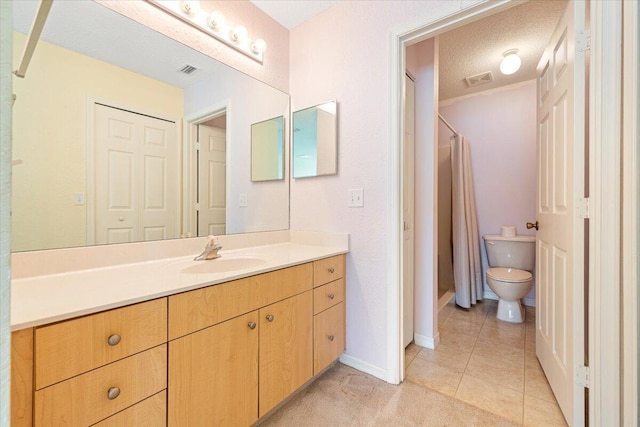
251, 116, 285, 182
292, 100, 337, 179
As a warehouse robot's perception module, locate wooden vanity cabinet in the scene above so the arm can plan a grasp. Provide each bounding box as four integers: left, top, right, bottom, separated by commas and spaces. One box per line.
11, 255, 346, 427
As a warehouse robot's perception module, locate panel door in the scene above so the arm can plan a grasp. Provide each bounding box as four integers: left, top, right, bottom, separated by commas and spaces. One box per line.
259, 291, 313, 417
535, 1, 584, 424
197, 124, 226, 236
168, 312, 259, 427
94, 104, 177, 244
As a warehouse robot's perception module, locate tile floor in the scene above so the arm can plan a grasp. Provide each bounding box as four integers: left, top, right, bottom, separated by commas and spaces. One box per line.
405, 299, 568, 426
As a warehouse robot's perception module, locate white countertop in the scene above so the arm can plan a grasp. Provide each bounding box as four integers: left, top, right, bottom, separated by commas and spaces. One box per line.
11, 242, 348, 331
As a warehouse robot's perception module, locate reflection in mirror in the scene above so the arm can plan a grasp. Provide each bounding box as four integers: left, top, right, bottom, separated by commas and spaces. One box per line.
292, 101, 337, 179
11, 0, 289, 252
251, 116, 284, 182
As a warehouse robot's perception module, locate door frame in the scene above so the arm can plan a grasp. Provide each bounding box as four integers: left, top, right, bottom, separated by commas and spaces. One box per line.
86, 97, 180, 245
388, 0, 629, 423
183, 101, 230, 237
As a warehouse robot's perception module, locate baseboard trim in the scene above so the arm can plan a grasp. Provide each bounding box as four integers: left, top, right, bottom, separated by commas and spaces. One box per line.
414, 332, 440, 350
339, 353, 388, 382
483, 289, 536, 307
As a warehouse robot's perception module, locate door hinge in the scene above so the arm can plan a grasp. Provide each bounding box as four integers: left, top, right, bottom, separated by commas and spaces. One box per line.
195, 142, 201, 151
575, 365, 590, 388
577, 29, 590, 52
577, 197, 590, 219
195, 202, 200, 211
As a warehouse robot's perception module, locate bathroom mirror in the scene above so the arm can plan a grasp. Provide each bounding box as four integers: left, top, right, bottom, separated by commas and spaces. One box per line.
251, 116, 285, 182
11, 0, 289, 252
292, 101, 338, 179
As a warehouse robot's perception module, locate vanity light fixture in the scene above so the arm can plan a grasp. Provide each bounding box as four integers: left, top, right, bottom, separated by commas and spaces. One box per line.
146, 0, 266, 63
500, 49, 521, 75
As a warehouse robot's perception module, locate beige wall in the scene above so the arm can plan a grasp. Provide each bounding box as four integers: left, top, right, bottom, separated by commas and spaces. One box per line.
12, 32, 184, 251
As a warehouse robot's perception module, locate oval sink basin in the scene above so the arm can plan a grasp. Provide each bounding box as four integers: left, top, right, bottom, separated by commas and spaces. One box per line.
181, 257, 266, 274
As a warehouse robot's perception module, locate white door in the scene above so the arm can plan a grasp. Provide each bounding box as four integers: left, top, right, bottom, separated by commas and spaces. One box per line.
198, 124, 226, 236
94, 104, 177, 244
403, 74, 416, 348
535, 1, 585, 424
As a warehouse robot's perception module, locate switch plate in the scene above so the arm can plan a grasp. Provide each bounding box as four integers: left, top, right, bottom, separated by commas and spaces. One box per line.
74, 192, 85, 206
348, 189, 364, 207
239, 193, 248, 207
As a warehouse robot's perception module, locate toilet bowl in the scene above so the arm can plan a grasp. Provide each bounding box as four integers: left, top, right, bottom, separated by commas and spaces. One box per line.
482, 234, 535, 323
486, 267, 533, 323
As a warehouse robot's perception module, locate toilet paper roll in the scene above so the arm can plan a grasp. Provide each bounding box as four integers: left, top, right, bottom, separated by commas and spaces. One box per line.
501, 226, 517, 237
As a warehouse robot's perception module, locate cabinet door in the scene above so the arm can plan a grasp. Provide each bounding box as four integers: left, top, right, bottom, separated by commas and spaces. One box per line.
314, 302, 345, 374
259, 291, 313, 416
168, 312, 259, 427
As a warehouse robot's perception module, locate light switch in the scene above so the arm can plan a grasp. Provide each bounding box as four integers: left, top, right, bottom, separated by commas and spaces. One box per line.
74, 192, 85, 206
348, 189, 364, 207
239, 193, 248, 207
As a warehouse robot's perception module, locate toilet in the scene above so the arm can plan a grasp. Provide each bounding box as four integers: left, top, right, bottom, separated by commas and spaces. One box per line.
482, 234, 535, 323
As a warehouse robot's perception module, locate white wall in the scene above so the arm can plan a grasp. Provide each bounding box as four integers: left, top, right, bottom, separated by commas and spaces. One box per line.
407, 38, 439, 346
184, 70, 289, 235
438, 80, 537, 303
289, 1, 475, 376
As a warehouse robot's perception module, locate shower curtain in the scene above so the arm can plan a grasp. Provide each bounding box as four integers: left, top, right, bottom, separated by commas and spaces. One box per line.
450, 135, 482, 308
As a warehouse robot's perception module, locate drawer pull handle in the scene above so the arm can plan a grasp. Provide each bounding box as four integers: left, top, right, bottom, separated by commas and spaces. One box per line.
328, 293, 335, 300
328, 268, 335, 274
107, 387, 121, 400
266, 314, 274, 322
107, 334, 121, 346
248, 321, 257, 330
328, 335, 335, 342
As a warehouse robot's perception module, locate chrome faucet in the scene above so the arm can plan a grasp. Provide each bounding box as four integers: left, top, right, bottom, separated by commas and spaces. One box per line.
194, 235, 222, 261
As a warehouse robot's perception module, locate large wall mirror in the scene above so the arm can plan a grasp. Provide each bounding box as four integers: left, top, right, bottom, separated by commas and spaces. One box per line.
11, 0, 290, 252
292, 101, 337, 179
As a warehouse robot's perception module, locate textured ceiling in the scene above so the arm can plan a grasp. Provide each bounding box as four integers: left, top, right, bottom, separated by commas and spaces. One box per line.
249, 0, 340, 29
438, 0, 567, 101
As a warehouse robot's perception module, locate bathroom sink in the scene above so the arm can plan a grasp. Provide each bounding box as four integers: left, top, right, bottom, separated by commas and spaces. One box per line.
180, 257, 266, 274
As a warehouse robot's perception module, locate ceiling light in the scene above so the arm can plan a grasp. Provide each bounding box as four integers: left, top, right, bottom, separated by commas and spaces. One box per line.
500, 49, 521, 75
208, 11, 225, 30
251, 39, 267, 54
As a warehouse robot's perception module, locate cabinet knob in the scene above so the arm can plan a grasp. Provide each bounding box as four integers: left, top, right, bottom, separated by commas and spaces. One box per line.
248, 321, 256, 330
328, 268, 335, 274
107, 334, 121, 346
107, 387, 120, 400
118, 216, 125, 222
266, 314, 274, 322
328, 335, 335, 342
328, 293, 335, 300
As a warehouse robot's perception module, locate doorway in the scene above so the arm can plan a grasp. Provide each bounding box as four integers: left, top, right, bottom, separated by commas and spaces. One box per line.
399, 3, 581, 424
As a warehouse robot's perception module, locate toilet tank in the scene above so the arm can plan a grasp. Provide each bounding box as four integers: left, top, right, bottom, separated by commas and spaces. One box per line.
482, 235, 536, 271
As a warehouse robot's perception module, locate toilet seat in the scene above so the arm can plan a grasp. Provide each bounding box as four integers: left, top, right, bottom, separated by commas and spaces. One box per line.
486, 267, 532, 283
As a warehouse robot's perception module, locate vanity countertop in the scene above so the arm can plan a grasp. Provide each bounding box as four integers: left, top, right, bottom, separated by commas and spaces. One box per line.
11, 241, 348, 331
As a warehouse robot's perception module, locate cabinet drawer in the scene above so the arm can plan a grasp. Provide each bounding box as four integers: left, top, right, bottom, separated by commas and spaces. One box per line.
93, 390, 167, 427
313, 255, 345, 287
35, 298, 167, 390
34, 345, 167, 427
314, 302, 345, 375
313, 278, 345, 315
169, 263, 313, 339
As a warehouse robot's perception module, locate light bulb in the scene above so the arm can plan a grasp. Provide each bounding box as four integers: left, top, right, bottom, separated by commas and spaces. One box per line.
180, 0, 198, 15
251, 39, 267, 54
208, 11, 225, 30
500, 49, 521, 75
230, 25, 247, 43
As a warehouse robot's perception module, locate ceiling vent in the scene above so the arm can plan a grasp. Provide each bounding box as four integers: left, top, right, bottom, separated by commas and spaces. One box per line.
178, 64, 198, 75
465, 71, 493, 87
